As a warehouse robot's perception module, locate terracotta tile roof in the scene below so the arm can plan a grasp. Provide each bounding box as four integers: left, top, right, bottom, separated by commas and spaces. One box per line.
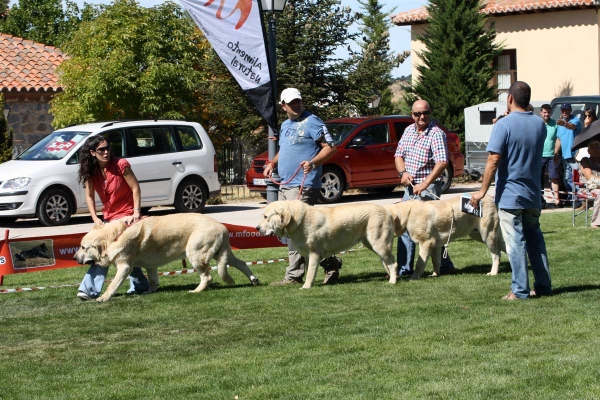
392, 0, 598, 25
0, 33, 66, 92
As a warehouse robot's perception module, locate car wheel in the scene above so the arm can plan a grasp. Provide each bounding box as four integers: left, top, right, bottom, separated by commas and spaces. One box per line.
319, 167, 344, 204
174, 178, 207, 213
0, 217, 18, 224
37, 188, 73, 226
440, 165, 453, 193
469, 170, 481, 181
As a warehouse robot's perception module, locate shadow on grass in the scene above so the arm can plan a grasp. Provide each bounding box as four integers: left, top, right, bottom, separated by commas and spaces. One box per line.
459, 261, 512, 275
153, 280, 262, 294
551, 284, 600, 296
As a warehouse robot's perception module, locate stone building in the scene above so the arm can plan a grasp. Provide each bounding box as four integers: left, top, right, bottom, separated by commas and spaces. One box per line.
0, 33, 66, 157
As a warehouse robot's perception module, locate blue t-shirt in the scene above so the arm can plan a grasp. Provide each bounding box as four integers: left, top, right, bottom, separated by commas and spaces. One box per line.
278, 111, 326, 188
556, 115, 582, 159
486, 111, 546, 209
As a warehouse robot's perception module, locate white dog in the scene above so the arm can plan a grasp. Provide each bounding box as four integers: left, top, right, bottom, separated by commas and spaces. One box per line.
256, 200, 398, 288
385, 196, 505, 279
74, 214, 259, 302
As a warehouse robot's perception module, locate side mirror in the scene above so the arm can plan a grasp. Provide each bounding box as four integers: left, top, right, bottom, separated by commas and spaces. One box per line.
349, 136, 367, 148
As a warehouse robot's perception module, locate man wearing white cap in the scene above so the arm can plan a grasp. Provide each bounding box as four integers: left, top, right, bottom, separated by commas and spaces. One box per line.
263, 87, 340, 285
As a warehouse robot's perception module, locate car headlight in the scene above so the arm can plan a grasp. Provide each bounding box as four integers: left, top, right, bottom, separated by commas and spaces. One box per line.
1, 177, 32, 190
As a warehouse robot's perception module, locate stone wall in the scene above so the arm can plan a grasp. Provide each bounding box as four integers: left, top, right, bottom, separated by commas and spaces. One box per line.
4, 91, 57, 157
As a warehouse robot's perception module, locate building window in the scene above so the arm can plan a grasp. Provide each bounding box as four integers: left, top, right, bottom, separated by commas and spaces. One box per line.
492, 50, 517, 102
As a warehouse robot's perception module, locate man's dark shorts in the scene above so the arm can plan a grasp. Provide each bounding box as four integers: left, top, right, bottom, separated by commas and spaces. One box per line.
541, 157, 560, 180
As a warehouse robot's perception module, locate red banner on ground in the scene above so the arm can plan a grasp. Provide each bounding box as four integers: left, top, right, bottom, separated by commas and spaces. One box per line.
0, 224, 285, 284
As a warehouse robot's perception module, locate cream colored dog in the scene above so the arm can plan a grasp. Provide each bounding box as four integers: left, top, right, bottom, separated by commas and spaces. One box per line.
256, 200, 398, 288
385, 196, 505, 279
74, 214, 259, 302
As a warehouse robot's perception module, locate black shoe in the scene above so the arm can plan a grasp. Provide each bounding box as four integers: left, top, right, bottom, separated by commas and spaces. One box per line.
321, 256, 342, 285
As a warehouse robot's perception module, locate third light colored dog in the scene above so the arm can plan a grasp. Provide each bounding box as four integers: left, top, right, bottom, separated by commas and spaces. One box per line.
385, 196, 505, 279
256, 200, 398, 288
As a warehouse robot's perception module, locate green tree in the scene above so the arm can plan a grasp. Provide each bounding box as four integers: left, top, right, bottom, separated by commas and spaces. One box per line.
273, 0, 359, 121
0, 94, 13, 163
50, 0, 210, 128
0, 0, 102, 47
405, 0, 502, 142
348, 0, 409, 116
0, 0, 9, 21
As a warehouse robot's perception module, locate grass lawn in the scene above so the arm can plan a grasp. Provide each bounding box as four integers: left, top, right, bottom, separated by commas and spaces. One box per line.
1, 211, 599, 399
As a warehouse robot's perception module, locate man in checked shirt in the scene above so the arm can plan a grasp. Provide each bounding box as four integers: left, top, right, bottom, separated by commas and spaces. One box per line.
394, 99, 456, 277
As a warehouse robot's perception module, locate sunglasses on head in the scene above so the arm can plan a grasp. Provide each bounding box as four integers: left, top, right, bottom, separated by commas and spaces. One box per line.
95, 145, 110, 153
412, 110, 431, 118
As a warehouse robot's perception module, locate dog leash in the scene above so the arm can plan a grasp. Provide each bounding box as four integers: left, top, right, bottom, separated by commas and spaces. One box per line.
267, 164, 308, 200
407, 182, 455, 259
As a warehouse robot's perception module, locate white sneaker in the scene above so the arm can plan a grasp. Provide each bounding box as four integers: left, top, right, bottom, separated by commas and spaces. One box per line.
77, 291, 91, 300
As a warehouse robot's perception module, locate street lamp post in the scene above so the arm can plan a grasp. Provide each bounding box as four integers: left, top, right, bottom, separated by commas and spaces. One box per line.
261, 0, 287, 203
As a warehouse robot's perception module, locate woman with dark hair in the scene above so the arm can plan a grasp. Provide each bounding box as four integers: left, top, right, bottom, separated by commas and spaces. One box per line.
584, 108, 597, 128
76, 135, 150, 300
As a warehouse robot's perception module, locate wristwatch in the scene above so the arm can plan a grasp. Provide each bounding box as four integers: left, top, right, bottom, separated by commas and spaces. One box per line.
310, 162, 317, 170
398, 170, 406, 178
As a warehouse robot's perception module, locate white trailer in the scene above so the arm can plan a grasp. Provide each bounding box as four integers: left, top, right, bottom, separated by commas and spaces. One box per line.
464, 100, 548, 178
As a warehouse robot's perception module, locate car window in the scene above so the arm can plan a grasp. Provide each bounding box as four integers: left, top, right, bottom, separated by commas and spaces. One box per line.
355, 123, 390, 145
127, 127, 176, 157
393, 122, 412, 140
102, 129, 125, 158
17, 131, 90, 161
175, 126, 203, 150
325, 123, 358, 145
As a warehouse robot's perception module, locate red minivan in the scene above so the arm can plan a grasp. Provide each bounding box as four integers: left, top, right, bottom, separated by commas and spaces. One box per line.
245, 115, 465, 203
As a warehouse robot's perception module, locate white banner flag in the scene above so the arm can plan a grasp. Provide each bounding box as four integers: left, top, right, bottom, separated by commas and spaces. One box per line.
180, 0, 277, 130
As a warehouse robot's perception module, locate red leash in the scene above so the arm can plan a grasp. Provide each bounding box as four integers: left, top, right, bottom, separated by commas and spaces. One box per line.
267, 164, 308, 200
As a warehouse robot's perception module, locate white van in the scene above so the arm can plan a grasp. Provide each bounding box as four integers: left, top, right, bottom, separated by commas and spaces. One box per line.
0, 120, 221, 226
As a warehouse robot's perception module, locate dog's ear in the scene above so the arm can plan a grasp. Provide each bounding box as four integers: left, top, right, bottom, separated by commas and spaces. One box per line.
276, 202, 292, 228
285, 200, 305, 230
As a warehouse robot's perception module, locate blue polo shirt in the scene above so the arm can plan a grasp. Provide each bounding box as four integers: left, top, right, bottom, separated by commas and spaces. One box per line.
556, 115, 582, 159
487, 111, 546, 209
278, 111, 325, 188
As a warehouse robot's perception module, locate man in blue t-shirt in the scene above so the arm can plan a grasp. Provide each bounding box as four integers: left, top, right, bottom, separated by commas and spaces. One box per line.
263, 88, 339, 286
470, 81, 552, 300
555, 103, 582, 205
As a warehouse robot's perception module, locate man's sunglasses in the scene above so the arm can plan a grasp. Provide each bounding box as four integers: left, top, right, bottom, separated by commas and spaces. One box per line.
412, 111, 431, 118
95, 146, 110, 153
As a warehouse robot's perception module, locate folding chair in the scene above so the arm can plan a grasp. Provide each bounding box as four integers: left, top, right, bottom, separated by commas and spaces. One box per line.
572, 169, 597, 226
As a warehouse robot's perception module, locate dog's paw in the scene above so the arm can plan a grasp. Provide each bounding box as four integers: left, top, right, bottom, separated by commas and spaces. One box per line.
486, 272, 498, 276
250, 276, 260, 286
96, 296, 109, 303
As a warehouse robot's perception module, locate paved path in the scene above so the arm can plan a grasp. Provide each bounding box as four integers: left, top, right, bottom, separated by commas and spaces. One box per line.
2, 183, 569, 239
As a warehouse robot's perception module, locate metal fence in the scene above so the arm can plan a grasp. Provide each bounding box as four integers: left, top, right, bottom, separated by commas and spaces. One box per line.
216, 138, 264, 202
